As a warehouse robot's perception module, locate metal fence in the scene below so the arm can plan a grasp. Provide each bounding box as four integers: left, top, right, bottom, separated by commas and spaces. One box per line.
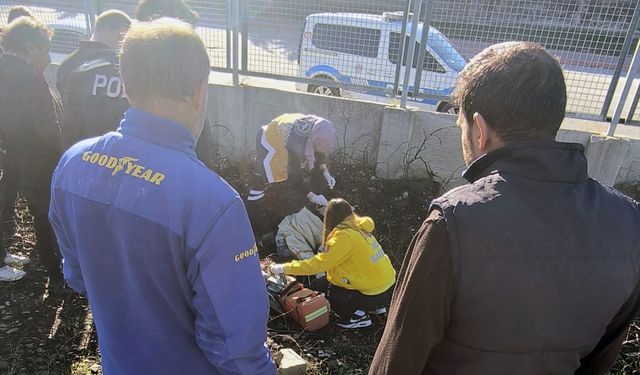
2, 0, 640, 127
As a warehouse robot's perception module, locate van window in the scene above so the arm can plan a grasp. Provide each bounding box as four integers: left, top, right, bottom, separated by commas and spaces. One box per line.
389, 32, 446, 73
312, 24, 381, 58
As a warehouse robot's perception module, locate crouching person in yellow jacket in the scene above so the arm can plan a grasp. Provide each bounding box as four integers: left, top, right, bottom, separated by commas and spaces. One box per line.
270, 198, 396, 329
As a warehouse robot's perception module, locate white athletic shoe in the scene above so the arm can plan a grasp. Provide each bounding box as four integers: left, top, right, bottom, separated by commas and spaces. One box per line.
0, 265, 26, 281
4, 253, 30, 266
368, 307, 387, 315
336, 310, 372, 329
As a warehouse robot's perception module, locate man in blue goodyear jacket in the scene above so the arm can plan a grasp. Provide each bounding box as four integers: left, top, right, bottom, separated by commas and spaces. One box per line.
49, 19, 275, 374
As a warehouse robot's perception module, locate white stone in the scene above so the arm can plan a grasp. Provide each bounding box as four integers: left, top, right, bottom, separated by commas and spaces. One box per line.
277, 348, 307, 375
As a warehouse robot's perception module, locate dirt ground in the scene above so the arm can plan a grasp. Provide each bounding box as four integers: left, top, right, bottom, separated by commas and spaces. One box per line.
0, 163, 638, 374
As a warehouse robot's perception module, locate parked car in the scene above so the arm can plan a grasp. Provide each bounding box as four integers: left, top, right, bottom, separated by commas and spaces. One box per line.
296, 12, 467, 113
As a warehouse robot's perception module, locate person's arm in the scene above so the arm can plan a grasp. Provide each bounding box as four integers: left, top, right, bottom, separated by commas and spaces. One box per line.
48, 183, 86, 294
284, 232, 354, 275
27, 75, 62, 155
369, 209, 453, 375
188, 198, 275, 375
575, 278, 640, 375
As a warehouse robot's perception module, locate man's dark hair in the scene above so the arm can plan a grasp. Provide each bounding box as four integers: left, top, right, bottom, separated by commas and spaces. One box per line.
135, 0, 199, 25
0, 16, 52, 55
94, 9, 132, 35
452, 42, 567, 142
7, 6, 34, 24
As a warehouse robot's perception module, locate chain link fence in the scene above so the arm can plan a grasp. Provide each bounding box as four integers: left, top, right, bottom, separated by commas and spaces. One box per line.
1, 0, 229, 70
1, 0, 640, 124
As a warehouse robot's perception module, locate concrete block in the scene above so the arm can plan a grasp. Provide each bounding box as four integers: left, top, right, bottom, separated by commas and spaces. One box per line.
207, 85, 246, 160
276, 348, 307, 375
376, 107, 413, 179
556, 129, 591, 148
615, 140, 640, 185
408, 110, 466, 190
585, 135, 631, 187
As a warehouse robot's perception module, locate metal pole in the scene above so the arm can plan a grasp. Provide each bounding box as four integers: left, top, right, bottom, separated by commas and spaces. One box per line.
600, 1, 640, 120
413, 0, 433, 98
392, 0, 412, 100
240, 0, 249, 73
401, 0, 423, 109
231, 0, 240, 86
625, 80, 640, 123
226, 0, 231, 70
83, 0, 95, 36
608, 39, 640, 136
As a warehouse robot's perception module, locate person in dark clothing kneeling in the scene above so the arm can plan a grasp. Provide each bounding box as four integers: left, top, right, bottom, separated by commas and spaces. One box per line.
369, 42, 640, 375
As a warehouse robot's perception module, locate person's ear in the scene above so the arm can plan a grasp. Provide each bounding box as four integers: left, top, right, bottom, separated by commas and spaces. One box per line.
191, 79, 208, 110
472, 112, 492, 153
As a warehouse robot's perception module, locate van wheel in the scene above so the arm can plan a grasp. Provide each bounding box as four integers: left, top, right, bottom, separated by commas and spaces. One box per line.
308, 77, 340, 97
438, 102, 458, 114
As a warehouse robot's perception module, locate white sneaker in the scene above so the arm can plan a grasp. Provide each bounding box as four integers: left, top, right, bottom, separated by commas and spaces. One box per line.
4, 253, 30, 266
0, 265, 26, 281
368, 307, 387, 315
336, 310, 372, 329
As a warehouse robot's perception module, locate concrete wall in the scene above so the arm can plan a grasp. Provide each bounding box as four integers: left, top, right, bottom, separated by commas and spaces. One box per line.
45, 59, 638, 190
205, 83, 640, 190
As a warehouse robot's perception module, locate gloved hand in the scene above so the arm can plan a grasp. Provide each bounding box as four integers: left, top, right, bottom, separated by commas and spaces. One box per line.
323, 170, 336, 190
269, 263, 285, 274
308, 192, 328, 206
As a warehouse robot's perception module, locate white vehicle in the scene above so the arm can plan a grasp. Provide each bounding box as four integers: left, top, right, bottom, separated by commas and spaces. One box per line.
296, 12, 467, 113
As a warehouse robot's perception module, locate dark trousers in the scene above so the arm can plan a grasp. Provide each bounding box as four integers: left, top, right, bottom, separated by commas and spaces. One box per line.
308, 277, 392, 319
22, 184, 61, 280
2, 159, 62, 279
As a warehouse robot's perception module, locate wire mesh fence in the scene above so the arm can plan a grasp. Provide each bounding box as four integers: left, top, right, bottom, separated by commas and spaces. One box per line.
1, 0, 639, 123
427, 0, 640, 119
241, 0, 640, 119
1, 0, 228, 70
1, 1, 89, 55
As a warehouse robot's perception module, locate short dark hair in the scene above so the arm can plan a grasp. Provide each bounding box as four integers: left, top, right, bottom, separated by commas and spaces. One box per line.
452, 42, 566, 142
135, 0, 199, 25
0, 16, 52, 55
7, 6, 34, 24
119, 18, 209, 102
94, 10, 132, 35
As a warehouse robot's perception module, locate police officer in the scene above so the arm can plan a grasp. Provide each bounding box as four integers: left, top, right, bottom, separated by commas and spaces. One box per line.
57, 10, 131, 149
59, 8, 217, 168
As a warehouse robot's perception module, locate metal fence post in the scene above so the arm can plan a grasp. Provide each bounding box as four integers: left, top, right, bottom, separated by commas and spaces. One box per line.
229, 0, 240, 86
401, 0, 424, 109
83, 0, 96, 36
413, 0, 434, 98
626, 83, 640, 123
225, 0, 231, 70
240, 0, 249, 73
392, 0, 412, 100
608, 39, 640, 136
600, 1, 640, 120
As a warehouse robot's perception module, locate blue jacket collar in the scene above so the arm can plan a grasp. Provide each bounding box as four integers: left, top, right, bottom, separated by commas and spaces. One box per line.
118, 108, 196, 157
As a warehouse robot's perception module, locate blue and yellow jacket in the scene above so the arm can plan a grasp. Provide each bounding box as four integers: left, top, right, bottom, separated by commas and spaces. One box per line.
49, 108, 275, 375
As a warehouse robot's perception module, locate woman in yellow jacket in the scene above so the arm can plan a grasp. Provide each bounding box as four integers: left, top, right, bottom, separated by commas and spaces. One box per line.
270, 198, 396, 329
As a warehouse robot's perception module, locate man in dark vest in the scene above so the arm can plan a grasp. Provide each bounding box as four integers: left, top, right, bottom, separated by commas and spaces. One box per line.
370, 42, 640, 374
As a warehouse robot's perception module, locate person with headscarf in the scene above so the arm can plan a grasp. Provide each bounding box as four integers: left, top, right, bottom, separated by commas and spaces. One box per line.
248, 113, 337, 206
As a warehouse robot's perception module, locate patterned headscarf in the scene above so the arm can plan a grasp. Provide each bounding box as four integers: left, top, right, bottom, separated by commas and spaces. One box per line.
302, 115, 336, 171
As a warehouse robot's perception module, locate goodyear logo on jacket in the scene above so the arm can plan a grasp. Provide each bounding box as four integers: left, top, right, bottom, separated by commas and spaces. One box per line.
82, 151, 165, 185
